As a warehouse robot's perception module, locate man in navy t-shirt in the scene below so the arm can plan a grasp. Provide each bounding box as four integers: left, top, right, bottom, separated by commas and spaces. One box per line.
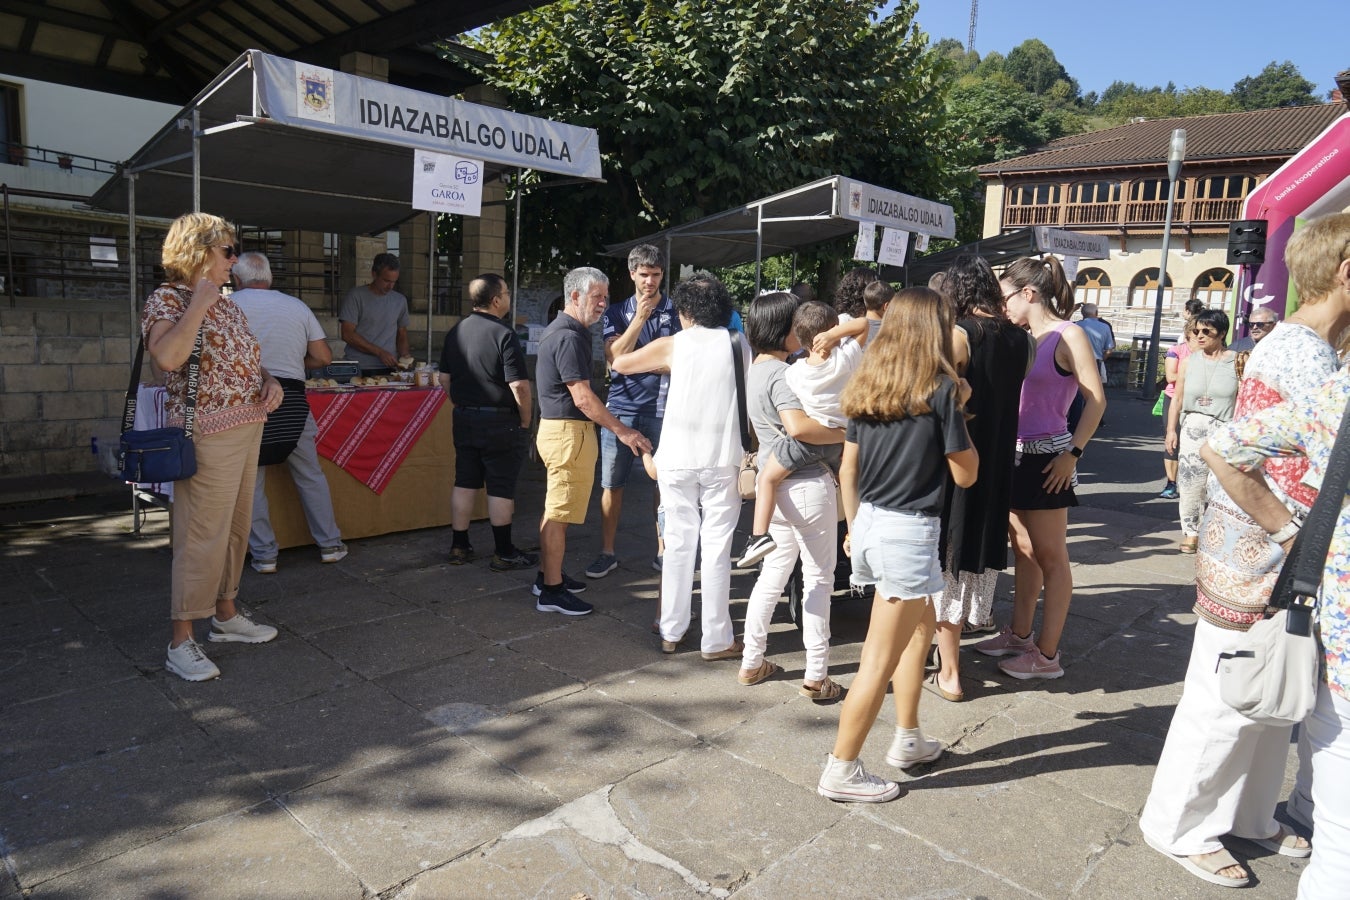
584, 244, 681, 579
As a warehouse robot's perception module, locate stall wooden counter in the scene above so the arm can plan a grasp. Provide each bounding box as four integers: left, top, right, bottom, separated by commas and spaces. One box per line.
264, 385, 484, 550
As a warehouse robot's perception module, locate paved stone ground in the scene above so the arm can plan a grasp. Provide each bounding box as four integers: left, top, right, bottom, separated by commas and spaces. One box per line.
0, 389, 1311, 899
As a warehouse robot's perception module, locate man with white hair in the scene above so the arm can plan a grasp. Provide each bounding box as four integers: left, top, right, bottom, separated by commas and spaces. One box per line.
1229, 306, 1278, 353
533, 266, 652, 615
232, 252, 346, 571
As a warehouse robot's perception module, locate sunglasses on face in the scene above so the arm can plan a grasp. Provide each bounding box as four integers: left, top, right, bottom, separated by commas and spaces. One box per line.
1192, 327, 1219, 338
216, 244, 240, 259
1250, 321, 1275, 329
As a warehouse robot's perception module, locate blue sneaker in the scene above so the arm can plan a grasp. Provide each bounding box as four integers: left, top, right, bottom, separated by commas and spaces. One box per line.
1159, 482, 1179, 500
535, 585, 593, 616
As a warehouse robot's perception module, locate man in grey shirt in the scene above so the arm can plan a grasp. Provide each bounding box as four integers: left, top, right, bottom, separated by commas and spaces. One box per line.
340, 252, 410, 373
231, 252, 346, 571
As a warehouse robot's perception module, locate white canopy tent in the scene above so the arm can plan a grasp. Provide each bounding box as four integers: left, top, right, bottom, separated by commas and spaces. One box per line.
604, 175, 955, 292
91, 50, 604, 352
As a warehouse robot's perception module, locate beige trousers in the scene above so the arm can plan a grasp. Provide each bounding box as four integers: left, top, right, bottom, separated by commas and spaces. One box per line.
170, 422, 263, 620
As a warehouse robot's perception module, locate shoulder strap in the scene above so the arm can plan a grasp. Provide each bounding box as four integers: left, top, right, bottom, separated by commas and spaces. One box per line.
1269, 391, 1350, 610
122, 291, 204, 439
730, 330, 751, 452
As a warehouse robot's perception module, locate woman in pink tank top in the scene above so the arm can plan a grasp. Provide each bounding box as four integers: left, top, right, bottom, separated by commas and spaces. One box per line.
973, 256, 1105, 682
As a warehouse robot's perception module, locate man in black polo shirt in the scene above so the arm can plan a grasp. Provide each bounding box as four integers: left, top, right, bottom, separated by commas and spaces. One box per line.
534, 266, 652, 615
438, 273, 536, 570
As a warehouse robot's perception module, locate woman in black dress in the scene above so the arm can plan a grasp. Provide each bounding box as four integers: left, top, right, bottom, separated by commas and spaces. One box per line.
929, 256, 1032, 700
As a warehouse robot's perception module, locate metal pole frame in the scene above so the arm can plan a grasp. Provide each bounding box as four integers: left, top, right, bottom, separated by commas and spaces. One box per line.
127, 172, 137, 361
191, 108, 201, 212
513, 168, 522, 327
1142, 166, 1181, 401
426, 211, 434, 362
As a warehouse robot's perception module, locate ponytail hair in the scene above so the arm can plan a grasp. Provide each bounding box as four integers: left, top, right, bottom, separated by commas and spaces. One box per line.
1002, 255, 1074, 320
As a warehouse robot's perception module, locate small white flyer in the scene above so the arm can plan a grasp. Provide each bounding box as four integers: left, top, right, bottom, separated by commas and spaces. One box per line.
411, 151, 483, 216
854, 221, 876, 262
878, 228, 909, 267
1060, 255, 1080, 282
915, 232, 930, 252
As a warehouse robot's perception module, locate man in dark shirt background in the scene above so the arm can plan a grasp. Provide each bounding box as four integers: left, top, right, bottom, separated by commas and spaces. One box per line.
534, 266, 652, 615
438, 273, 535, 571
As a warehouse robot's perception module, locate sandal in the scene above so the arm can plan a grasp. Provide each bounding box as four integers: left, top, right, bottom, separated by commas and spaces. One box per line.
1239, 823, 1311, 858
961, 620, 997, 636
799, 676, 842, 701
1179, 536, 1198, 554
923, 671, 964, 702
1144, 835, 1249, 888
738, 660, 780, 686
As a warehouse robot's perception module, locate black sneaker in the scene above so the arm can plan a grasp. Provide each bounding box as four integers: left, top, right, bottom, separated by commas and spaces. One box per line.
448, 546, 475, 565
491, 549, 540, 572
736, 534, 776, 568
532, 571, 586, 596
535, 585, 593, 616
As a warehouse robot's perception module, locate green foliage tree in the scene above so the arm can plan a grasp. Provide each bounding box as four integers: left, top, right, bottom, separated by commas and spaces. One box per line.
1232, 61, 1318, 110
464, 0, 956, 275
1004, 39, 1076, 99
1094, 80, 1238, 122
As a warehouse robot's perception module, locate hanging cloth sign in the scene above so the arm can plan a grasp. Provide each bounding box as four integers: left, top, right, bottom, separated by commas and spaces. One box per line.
412, 151, 484, 216
878, 228, 909, 267
854, 222, 877, 262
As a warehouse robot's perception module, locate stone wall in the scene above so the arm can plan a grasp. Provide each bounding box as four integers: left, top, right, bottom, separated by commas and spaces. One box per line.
0, 298, 131, 478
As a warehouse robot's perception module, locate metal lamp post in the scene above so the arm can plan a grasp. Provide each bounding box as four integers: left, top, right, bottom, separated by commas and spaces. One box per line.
1142, 128, 1187, 401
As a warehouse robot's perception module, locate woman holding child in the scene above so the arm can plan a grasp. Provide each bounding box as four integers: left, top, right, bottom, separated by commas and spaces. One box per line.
735, 293, 848, 699
817, 287, 978, 802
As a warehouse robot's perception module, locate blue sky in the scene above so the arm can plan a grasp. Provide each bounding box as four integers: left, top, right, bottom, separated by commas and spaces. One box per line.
904, 0, 1344, 100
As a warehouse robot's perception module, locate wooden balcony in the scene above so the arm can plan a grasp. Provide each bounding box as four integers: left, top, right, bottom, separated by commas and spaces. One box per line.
1005, 197, 1246, 230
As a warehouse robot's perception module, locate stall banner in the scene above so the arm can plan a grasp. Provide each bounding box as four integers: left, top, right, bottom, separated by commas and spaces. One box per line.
255, 52, 602, 180
1034, 227, 1109, 260
878, 228, 909, 267
839, 177, 955, 239
854, 221, 876, 262
412, 151, 484, 216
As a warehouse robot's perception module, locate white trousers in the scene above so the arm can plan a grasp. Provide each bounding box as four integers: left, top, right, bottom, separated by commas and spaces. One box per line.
658, 466, 739, 654
250, 414, 342, 559
741, 473, 836, 683
1139, 618, 1293, 855
1298, 682, 1350, 899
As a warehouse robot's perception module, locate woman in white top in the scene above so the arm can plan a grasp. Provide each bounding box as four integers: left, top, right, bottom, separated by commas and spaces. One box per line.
612, 275, 750, 658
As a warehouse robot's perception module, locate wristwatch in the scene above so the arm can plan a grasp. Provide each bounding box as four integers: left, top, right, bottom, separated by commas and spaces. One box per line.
1068, 445, 1084, 458
1268, 517, 1302, 545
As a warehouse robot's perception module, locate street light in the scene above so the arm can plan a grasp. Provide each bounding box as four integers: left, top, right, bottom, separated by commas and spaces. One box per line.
1142, 128, 1187, 401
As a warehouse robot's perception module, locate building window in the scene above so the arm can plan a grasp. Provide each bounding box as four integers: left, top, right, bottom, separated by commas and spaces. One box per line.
1, 82, 22, 166
1009, 183, 1060, 205
1004, 183, 1062, 226
1192, 175, 1256, 222
1126, 178, 1186, 224
1075, 268, 1112, 307
1192, 268, 1234, 308
1069, 182, 1121, 204
1129, 268, 1173, 308
1065, 182, 1121, 225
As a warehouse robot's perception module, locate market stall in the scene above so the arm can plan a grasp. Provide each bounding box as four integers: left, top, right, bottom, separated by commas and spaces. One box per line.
93, 50, 601, 545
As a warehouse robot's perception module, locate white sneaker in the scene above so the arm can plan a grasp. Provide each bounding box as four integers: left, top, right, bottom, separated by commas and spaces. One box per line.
885, 729, 944, 768
817, 753, 900, 802
250, 557, 277, 574
320, 542, 349, 564
166, 638, 221, 682
208, 612, 278, 644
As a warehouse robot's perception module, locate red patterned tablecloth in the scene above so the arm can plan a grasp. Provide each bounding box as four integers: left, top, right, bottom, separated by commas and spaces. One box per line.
308, 387, 446, 494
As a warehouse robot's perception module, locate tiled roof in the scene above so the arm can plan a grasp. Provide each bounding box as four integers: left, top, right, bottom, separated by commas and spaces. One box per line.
977, 104, 1345, 175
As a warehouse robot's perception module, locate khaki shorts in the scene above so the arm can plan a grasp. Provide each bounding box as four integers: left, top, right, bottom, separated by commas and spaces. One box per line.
537, 418, 597, 524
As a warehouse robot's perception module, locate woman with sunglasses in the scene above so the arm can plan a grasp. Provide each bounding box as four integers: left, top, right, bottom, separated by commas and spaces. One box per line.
143, 213, 283, 682
1164, 310, 1238, 554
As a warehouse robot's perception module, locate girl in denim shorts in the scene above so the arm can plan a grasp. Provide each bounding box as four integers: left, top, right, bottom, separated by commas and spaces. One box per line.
817, 287, 978, 803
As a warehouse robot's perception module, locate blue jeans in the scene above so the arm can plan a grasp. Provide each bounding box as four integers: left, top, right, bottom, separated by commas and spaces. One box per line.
598, 412, 663, 490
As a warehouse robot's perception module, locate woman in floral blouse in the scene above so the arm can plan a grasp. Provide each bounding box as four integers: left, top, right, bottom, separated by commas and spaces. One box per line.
143, 212, 283, 682
1205, 356, 1350, 900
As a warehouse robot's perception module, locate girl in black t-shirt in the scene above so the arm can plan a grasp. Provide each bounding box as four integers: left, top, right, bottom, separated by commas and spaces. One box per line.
817, 287, 979, 803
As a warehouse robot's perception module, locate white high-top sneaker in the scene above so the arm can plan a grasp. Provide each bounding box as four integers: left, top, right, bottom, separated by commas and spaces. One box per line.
817, 754, 900, 803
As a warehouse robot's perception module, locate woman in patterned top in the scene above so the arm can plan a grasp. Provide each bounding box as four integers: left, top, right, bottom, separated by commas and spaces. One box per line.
143, 212, 284, 683
1139, 212, 1350, 887
1204, 361, 1350, 900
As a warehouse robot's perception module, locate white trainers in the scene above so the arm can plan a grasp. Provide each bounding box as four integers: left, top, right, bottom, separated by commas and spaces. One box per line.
208, 611, 278, 644
166, 638, 221, 682
250, 557, 277, 574
885, 729, 944, 768
320, 542, 349, 564
817, 753, 900, 803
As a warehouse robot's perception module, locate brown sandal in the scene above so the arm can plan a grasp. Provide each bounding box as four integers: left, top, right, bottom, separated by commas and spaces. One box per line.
799, 676, 842, 701
738, 660, 780, 686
